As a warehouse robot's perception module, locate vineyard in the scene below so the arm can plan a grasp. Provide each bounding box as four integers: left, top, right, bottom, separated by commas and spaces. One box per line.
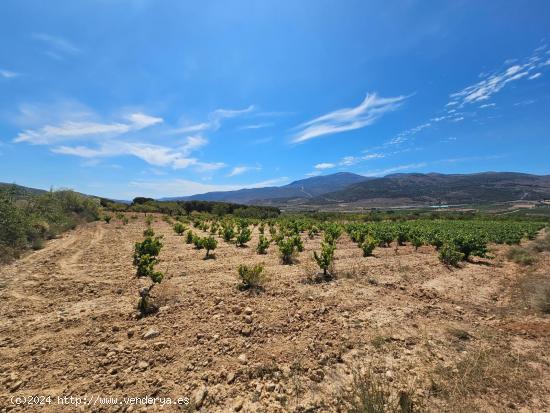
1, 208, 549, 412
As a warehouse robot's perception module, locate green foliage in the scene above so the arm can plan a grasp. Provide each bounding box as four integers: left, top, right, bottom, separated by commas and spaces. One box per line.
323, 223, 342, 245
222, 222, 235, 242
362, 235, 378, 257
122, 216, 129, 225
0, 189, 100, 263
452, 232, 488, 260
145, 215, 154, 226
173, 222, 186, 235
308, 226, 319, 239
185, 230, 194, 244
278, 237, 297, 264
313, 241, 335, 276
202, 236, 218, 258
193, 234, 204, 249
133, 236, 163, 269
237, 263, 267, 289
291, 234, 304, 252
143, 227, 155, 237
236, 226, 252, 247
438, 243, 464, 267
256, 234, 271, 254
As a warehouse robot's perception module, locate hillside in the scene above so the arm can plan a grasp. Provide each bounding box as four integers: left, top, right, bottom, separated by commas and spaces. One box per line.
161, 172, 371, 204
314, 172, 550, 205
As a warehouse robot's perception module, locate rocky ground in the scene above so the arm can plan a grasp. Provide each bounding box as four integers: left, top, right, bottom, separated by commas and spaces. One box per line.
1, 214, 549, 412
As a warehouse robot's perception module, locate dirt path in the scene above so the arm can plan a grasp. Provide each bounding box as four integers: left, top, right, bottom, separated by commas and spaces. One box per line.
0, 216, 548, 412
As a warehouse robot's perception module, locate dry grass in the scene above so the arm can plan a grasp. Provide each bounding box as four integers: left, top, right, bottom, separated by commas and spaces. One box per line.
336, 367, 420, 413
432, 346, 539, 412
519, 273, 550, 314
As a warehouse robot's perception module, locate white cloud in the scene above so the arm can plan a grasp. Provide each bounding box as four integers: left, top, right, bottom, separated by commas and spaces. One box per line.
363, 162, 427, 177
167, 105, 255, 135
32, 33, 81, 57
448, 52, 547, 106
0, 69, 19, 78
529, 72, 542, 80
291, 93, 408, 143
14, 112, 163, 145
227, 165, 261, 177
239, 123, 273, 130
129, 176, 289, 198
314, 162, 335, 170
479, 103, 496, 108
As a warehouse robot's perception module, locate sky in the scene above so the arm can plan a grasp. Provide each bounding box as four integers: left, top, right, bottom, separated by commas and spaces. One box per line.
1, 0, 550, 200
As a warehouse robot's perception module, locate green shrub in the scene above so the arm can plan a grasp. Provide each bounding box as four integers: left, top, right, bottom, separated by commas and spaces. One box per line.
438, 243, 464, 267
133, 236, 163, 269
143, 227, 154, 237
173, 222, 186, 235
236, 226, 252, 247
237, 264, 267, 290
202, 236, 217, 258
122, 216, 129, 225
313, 241, 335, 277
193, 234, 204, 249
256, 234, 271, 254
362, 235, 378, 257
278, 238, 297, 264
185, 230, 194, 244
291, 235, 304, 252
222, 223, 235, 242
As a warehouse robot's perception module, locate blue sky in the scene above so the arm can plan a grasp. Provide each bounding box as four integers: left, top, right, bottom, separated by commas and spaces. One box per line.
1, 0, 550, 199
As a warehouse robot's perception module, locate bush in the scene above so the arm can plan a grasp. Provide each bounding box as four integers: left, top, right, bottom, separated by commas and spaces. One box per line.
256, 234, 271, 254
185, 230, 194, 244
193, 234, 204, 249
202, 236, 217, 258
278, 238, 297, 264
133, 236, 163, 260
222, 223, 235, 242
362, 235, 378, 257
236, 226, 252, 247
439, 243, 464, 267
173, 222, 186, 235
143, 227, 155, 237
313, 241, 335, 277
237, 264, 267, 290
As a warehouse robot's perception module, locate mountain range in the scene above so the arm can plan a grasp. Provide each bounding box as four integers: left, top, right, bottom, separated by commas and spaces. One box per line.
161, 172, 550, 207
3, 171, 550, 208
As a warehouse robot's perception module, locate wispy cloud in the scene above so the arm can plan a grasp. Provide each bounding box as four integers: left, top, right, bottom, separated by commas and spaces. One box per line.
168, 105, 255, 135
314, 162, 335, 170
32, 33, 81, 59
14, 112, 162, 144
291, 93, 408, 143
129, 176, 289, 198
239, 122, 273, 130
227, 165, 261, 177
363, 162, 427, 177
51, 134, 218, 172
0, 69, 19, 78
449, 47, 549, 108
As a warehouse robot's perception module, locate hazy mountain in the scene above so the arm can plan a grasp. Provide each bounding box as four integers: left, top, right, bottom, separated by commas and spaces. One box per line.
161, 172, 372, 203
312, 172, 550, 205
